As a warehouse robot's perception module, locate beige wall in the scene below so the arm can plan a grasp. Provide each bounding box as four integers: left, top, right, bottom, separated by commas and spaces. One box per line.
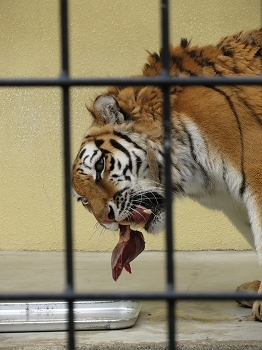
0, 0, 261, 252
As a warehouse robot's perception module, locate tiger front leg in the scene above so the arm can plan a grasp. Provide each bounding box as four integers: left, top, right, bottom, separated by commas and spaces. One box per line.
236, 280, 262, 321
236, 280, 261, 308
252, 282, 262, 321
241, 190, 262, 320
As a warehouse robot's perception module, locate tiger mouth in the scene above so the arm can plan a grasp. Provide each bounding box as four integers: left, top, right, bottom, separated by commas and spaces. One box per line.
120, 193, 164, 230
110, 193, 164, 280
119, 205, 152, 228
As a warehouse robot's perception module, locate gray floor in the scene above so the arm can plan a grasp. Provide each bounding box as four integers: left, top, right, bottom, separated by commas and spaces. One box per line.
0, 250, 262, 349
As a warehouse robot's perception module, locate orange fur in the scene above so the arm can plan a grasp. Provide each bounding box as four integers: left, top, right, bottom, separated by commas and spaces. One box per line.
72, 28, 262, 320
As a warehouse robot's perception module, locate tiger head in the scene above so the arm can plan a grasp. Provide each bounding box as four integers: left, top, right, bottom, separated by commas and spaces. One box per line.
72, 93, 166, 234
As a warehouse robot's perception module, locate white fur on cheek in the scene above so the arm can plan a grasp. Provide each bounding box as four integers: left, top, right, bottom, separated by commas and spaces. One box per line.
102, 222, 119, 231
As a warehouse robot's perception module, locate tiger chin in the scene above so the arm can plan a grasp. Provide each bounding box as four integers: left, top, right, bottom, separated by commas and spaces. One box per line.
72, 28, 262, 319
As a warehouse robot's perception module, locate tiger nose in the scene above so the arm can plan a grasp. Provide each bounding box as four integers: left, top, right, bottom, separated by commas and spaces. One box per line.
103, 205, 115, 223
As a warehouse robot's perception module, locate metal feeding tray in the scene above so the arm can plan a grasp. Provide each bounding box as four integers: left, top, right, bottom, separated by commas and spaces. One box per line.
0, 300, 142, 332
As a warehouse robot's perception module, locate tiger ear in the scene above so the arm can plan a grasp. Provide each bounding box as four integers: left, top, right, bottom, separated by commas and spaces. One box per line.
93, 95, 126, 125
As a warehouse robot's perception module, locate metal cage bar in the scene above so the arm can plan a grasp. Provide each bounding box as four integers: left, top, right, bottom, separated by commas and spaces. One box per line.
60, 1, 75, 348
160, 1, 175, 347
0, 1, 261, 349
0, 75, 261, 87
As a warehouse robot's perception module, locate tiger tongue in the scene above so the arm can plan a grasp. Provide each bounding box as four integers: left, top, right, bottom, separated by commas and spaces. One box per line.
111, 225, 145, 281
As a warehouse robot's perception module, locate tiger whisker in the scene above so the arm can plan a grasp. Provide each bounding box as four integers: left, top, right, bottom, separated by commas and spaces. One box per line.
92, 222, 106, 237
132, 186, 165, 196
131, 191, 162, 206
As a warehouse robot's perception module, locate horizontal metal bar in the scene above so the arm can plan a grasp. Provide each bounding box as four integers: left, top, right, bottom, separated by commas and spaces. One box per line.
0, 75, 261, 87
0, 290, 260, 302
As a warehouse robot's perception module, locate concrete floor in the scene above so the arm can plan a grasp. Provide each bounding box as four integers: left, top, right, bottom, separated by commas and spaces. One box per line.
0, 250, 262, 349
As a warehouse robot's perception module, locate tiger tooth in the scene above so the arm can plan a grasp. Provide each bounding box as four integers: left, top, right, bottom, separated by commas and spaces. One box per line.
137, 222, 146, 227
119, 220, 130, 225
143, 209, 152, 214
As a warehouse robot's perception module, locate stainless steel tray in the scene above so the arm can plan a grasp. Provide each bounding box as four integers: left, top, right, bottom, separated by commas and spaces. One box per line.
0, 300, 142, 332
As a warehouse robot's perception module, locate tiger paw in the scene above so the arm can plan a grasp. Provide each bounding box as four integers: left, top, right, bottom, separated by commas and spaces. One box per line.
236, 280, 261, 308
252, 300, 262, 321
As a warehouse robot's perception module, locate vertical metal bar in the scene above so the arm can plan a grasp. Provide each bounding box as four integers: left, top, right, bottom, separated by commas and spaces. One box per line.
160, 0, 175, 349
60, 0, 75, 349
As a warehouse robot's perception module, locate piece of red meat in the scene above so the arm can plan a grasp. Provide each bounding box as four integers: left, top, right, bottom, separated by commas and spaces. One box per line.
111, 225, 145, 281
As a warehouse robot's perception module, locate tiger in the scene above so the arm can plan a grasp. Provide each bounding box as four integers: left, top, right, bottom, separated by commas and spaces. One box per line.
72, 28, 262, 319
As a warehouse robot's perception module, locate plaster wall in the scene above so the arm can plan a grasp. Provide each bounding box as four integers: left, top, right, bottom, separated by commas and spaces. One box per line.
0, 0, 261, 251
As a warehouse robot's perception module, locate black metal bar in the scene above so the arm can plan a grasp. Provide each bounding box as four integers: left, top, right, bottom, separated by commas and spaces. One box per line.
61, 0, 69, 75
0, 75, 261, 87
60, 0, 75, 348
2, 1, 260, 347
0, 290, 260, 302
160, 0, 175, 348
62, 89, 74, 292
62, 87, 75, 349
160, 0, 171, 73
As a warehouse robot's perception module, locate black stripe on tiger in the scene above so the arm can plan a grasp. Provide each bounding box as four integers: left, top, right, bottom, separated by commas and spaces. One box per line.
110, 139, 133, 173
132, 151, 143, 177
158, 148, 180, 173
76, 167, 86, 175
210, 86, 246, 196
113, 187, 129, 206
222, 159, 230, 194
170, 55, 198, 76
90, 149, 98, 162
110, 139, 131, 158
95, 139, 104, 148
186, 127, 211, 189
79, 148, 86, 159
185, 49, 223, 76
113, 131, 146, 152
177, 118, 211, 188
241, 99, 262, 127
233, 86, 262, 127
109, 157, 115, 171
